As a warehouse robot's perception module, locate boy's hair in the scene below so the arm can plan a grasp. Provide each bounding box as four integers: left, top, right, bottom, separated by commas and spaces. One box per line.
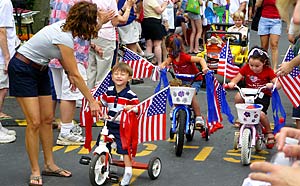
248, 46, 271, 66
112, 63, 133, 76
165, 34, 185, 58
232, 11, 245, 21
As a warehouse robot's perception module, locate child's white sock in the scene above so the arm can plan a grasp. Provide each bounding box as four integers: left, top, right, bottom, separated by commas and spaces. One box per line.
120, 167, 132, 186
60, 122, 74, 135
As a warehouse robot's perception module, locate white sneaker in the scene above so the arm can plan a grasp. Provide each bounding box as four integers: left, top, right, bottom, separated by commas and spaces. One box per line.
195, 116, 205, 130
120, 172, 132, 186
56, 131, 85, 146
0, 126, 16, 136
0, 130, 16, 144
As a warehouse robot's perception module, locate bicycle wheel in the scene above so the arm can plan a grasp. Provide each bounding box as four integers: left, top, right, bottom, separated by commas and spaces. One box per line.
255, 125, 263, 152
175, 110, 186, 157
147, 157, 162, 180
241, 128, 252, 165
89, 152, 110, 186
186, 122, 195, 142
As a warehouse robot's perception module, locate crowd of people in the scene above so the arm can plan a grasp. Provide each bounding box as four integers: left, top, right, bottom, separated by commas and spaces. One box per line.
0, 0, 300, 185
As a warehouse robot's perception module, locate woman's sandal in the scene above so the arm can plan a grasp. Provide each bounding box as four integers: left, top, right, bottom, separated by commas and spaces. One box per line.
29, 175, 42, 186
266, 132, 275, 149
42, 166, 72, 177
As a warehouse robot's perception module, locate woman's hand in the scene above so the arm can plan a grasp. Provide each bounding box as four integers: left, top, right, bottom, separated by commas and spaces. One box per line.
249, 161, 300, 186
276, 62, 294, 76
89, 100, 102, 117
98, 9, 115, 25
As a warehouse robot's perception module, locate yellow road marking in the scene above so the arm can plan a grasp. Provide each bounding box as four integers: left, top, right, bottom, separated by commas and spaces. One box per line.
64, 145, 81, 153
53, 146, 64, 152
112, 169, 145, 186
183, 145, 199, 149
78, 141, 96, 154
223, 157, 240, 163
15, 119, 27, 126
226, 152, 266, 160
167, 137, 175, 142
136, 143, 157, 157
194, 147, 213, 161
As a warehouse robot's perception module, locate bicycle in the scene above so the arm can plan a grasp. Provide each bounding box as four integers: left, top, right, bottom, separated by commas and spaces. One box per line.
80, 112, 162, 186
168, 70, 210, 157
226, 85, 269, 165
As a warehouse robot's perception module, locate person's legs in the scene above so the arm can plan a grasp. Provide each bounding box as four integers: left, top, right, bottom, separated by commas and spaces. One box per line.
260, 35, 270, 51
194, 19, 202, 53
16, 97, 43, 185
153, 40, 162, 65
189, 19, 196, 53
269, 34, 280, 70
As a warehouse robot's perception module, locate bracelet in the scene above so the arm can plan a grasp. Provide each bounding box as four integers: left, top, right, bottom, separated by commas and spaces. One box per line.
121, 8, 125, 13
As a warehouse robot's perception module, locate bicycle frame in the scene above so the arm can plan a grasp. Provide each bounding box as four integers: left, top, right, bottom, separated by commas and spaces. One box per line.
171, 105, 194, 134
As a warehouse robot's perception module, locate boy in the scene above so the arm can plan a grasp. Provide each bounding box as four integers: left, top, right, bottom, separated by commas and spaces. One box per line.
227, 11, 248, 41
99, 63, 139, 186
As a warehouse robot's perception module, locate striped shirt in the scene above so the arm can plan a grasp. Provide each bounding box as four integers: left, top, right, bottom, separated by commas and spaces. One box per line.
101, 83, 139, 124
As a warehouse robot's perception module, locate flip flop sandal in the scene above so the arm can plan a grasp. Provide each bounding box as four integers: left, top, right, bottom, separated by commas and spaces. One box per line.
29, 175, 42, 186
42, 167, 72, 177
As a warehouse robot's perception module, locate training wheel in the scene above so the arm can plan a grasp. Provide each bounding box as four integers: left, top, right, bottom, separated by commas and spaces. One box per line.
147, 157, 162, 180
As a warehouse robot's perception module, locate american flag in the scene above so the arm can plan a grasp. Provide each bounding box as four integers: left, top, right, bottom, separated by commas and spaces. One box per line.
122, 47, 155, 79
217, 41, 240, 79
135, 86, 168, 143
80, 71, 111, 150
278, 48, 300, 108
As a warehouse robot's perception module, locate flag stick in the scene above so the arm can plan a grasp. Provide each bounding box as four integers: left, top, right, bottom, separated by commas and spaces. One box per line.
223, 39, 230, 84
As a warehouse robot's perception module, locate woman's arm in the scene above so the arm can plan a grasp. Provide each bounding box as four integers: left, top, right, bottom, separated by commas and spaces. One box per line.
118, 0, 135, 24
57, 44, 100, 115
153, 1, 168, 14
255, 0, 263, 8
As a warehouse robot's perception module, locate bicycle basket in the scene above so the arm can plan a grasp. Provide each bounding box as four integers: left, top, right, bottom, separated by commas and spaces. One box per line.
235, 104, 263, 125
170, 86, 195, 105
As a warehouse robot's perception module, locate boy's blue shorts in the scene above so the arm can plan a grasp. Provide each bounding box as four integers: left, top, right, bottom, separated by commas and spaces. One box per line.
106, 122, 128, 155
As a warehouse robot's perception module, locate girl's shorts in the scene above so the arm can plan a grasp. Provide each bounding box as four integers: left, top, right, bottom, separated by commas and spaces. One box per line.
258, 17, 282, 36
187, 12, 201, 20
182, 80, 203, 93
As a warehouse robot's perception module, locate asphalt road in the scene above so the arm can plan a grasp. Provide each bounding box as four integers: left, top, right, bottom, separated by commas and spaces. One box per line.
0, 23, 295, 186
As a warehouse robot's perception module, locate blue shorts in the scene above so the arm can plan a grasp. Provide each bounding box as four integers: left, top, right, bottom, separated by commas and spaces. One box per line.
106, 122, 128, 155
182, 80, 203, 93
258, 17, 282, 36
8, 56, 51, 97
187, 12, 201, 20
292, 106, 300, 120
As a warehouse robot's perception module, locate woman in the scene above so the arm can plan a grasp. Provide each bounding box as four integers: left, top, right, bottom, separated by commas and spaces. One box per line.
141, 0, 168, 65
256, 0, 281, 70
7, 2, 114, 186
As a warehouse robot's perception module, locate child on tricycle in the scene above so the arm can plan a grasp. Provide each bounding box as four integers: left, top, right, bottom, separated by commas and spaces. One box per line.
227, 46, 281, 148
97, 63, 139, 186
159, 34, 209, 129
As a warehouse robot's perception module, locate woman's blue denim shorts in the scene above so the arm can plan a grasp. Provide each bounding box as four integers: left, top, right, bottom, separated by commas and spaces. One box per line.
258, 17, 282, 36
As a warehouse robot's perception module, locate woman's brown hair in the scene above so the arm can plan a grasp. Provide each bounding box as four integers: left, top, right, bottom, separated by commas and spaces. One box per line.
62, 1, 99, 40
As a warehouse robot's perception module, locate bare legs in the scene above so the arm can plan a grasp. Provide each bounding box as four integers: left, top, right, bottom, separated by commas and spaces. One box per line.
189, 18, 202, 53
146, 39, 162, 65
260, 34, 280, 70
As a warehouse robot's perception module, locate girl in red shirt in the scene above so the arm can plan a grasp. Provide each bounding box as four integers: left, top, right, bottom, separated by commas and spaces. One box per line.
228, 46, 281, 148
159, 34, 209, 129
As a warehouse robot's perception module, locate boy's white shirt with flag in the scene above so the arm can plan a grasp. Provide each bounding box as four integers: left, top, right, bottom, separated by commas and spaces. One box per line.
278, 46, 300, 108
217, 40, 240, 82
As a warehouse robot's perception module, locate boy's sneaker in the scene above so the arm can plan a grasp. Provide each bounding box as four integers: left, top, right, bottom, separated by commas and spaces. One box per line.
0, 130, 16, 144
56, 130, 85, 146
119, 173, 132, 186
195, 116, 205, 130
0, 126, 16, 136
